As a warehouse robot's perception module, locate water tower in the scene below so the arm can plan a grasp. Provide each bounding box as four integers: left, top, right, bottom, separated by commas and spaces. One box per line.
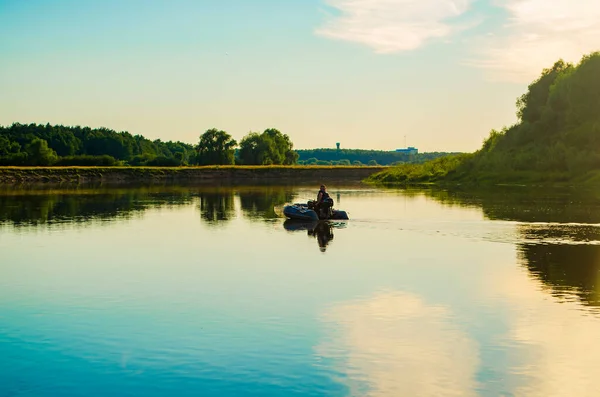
336, 142, 340, 150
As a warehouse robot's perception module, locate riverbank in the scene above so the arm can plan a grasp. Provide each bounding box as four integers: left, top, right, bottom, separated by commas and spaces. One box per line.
367, 169, 600, 187
0, 166, 387, 185
365, 155, 600, 188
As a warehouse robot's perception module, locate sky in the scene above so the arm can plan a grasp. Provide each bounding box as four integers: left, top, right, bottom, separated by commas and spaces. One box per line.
0, 0, 598, 152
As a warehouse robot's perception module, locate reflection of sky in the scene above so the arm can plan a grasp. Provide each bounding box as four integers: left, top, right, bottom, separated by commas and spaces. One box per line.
2, 187, 600, 396
316, 291, 480, 397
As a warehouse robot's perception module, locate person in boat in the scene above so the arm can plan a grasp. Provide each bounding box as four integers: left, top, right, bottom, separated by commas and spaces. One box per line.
315, 184, 333, 219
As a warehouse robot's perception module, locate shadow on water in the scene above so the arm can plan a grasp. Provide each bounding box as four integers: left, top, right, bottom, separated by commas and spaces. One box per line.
283, 219, 347, 253
412, 186, 600, 309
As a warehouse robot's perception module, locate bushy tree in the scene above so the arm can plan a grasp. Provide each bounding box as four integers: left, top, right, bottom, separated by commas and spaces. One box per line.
238, 132, 271, 165
196, 128, 237, 165
516, 60, 572, 124
237, 128, 298, 165
26, 139, 58, 166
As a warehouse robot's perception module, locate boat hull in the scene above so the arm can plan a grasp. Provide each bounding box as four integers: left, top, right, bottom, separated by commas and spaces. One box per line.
283, 204, 349, 221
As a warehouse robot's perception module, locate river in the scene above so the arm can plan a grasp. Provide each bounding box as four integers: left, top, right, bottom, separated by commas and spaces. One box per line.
1, 184, 600, 396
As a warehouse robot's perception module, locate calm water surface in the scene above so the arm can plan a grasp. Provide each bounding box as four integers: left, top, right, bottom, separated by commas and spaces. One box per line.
2, 184, 600, 396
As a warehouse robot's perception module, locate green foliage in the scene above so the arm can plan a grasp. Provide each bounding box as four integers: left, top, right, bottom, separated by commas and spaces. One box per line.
0, 152, 28, 166
238, 128, 298, 165
516, 60, 573, 123
370, 52, 600, 185
54, 155, 119, 166
368, 154, 472, 184
0, 123, 196, 166
196, 128, 237, 165
26, 139, 58, 166
145, 156, 182, 167
297, 148, 456, 166
0, 135, 20, 156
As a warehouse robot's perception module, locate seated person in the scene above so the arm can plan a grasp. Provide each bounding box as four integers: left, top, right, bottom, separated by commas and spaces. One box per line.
315, 184, 333, 219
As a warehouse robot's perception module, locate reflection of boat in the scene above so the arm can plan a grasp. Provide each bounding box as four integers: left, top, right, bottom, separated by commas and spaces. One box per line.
283, 219, 346, 252
283, 201, 349, 221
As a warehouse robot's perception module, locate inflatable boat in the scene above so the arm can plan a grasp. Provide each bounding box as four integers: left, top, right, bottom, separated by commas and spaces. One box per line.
283, 200, 349, 221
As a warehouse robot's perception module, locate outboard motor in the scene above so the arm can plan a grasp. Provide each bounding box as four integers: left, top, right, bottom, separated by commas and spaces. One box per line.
321, 197, 334, 219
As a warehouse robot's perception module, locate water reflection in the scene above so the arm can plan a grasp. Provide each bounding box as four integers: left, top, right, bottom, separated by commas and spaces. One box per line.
198, 190, 235, 225
283, 220, 345, 252
519, 240, 600, 307
419, 187, 600, 308
0, 187, 193, 227
317, 291, 479, 396
420, 187, 600, 224
0, 186, 298, 228
239, 187, 294, 220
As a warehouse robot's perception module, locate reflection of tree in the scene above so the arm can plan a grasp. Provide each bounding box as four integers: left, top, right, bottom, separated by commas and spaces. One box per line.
417, 186, 600, 308
198, 191, 235, 224
421, 187, 600, 223
0, 188, 193, 227
239, 187, 294, 220
517, 228, 600, 307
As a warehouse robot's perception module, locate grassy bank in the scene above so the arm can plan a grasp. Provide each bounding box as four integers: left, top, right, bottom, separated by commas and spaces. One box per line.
0, 165, 386, 185
366, 155, 469, 185
366, 155, 600, 187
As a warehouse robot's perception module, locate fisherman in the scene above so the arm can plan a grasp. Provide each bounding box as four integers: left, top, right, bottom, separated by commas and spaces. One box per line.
315, 184, 333, 219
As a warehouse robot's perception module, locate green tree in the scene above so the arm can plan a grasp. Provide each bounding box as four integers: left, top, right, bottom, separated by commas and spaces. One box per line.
263, 128, 298, 165
238, 132, 271, 165
26, 138, 58, 165
237, 128, 298, 165
196, 128, 237, 165
516, 59, 572, 124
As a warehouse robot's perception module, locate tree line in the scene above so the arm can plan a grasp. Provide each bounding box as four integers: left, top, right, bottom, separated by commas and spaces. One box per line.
0, 122, 456, 167
0, 124, 298, 166
297, 149, 457, 166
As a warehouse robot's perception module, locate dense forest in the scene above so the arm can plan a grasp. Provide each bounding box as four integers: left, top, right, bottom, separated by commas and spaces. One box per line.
297, 149, 456, 166
370, 52, 600, 184
0, 123, 454, 167
0, 124, 298, 167
0, 123, 196, 166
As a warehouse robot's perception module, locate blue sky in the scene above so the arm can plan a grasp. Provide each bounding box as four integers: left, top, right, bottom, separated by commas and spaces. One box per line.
1, 0, 598, 151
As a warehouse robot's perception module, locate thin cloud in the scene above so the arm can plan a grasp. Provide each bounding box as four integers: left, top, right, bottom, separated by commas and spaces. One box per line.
470, 0, 600, 82
316, 0, 475, 53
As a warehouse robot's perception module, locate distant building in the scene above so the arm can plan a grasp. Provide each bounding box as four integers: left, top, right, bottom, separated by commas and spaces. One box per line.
336, 142, 340, 150
395, 147, 418, 155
